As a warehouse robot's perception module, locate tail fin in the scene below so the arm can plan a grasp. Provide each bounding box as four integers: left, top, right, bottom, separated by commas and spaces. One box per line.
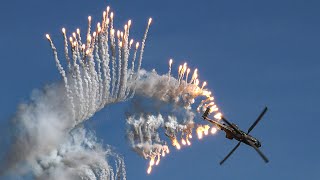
202, 107, 210, 120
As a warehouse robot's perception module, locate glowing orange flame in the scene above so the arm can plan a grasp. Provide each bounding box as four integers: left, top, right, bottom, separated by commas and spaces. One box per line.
181, 139, 186, 145
214, 113, 222, 120
87, 34, 92, 43
204, 125, 210, 135
147, 166, 152, 174
155, 156, 160, 166
211, 127, 217, 134
186, 139, 191, 146
120, 31, 124, 38
128, 20, 132, 27
46, 34, 51, 40
172, 138, 181, 150
201, 81, 207, 90
197, 127, 203, 139
169, 59, 173, 65
210, 107, 218, 113
149, 157, 155, 166
178, 65, 182, 74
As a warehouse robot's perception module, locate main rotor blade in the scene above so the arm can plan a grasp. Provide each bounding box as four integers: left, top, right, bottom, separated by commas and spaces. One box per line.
247, 107, 268, 134
220, 142, 241, 165
244, 137, 269, 163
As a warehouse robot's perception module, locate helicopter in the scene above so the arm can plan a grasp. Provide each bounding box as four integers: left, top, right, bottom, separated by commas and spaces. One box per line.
202, 107, 269, 165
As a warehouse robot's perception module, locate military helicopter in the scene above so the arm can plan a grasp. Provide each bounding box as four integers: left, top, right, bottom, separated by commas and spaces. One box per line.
202, 107, 269, 165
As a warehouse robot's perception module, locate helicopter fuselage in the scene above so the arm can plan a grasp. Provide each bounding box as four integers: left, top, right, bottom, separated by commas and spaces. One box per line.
205, 119, 261, 148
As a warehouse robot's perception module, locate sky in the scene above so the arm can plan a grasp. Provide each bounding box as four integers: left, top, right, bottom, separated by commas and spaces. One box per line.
0, 0, 320, 179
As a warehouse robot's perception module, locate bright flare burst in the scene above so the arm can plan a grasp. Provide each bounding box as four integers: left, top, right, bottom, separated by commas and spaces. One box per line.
46, 5, 224, 176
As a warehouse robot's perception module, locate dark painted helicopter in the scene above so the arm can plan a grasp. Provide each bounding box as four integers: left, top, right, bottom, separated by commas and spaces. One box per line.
202, 107, 269, 165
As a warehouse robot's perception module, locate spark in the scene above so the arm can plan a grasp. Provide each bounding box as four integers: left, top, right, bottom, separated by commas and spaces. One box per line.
201, 81, 207, 90
155, 155, 161, 166
128, 20, 132, 27
147, 166, 152, 174
172, 138, 181, 150
149, 157, 155, 166
197, 127, 204, 139
211, 127, 217, 134
186, 68, 191, 83
214, 112, 222, 120
186, 139, 191, 146
204, 125, 210, 136
46, 34, 51, 40
181, 139, 186, 145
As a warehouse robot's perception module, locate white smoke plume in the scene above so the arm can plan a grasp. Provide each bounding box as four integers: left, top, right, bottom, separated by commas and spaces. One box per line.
0, 83, 126, 180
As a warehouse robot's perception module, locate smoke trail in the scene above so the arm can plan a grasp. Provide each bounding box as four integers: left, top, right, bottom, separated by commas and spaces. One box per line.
62, 28, 72, 72
46, 35, 76, 121
75, 49, 89, 120
137, 18, 152, 73
115, 32, 122, 100
110, 29, 117, 100
95, 35, 104, 107
100, 21, 112, 106
119, 22, 131, 99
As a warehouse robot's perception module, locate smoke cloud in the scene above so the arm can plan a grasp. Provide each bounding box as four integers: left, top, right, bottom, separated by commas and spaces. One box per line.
0, 83, 126, 180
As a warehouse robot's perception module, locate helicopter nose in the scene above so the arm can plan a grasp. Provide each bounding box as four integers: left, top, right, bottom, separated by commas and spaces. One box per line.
256, 141, 261, 147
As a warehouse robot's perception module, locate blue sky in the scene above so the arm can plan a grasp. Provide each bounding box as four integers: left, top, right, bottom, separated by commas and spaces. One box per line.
0, 0, 319, 179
